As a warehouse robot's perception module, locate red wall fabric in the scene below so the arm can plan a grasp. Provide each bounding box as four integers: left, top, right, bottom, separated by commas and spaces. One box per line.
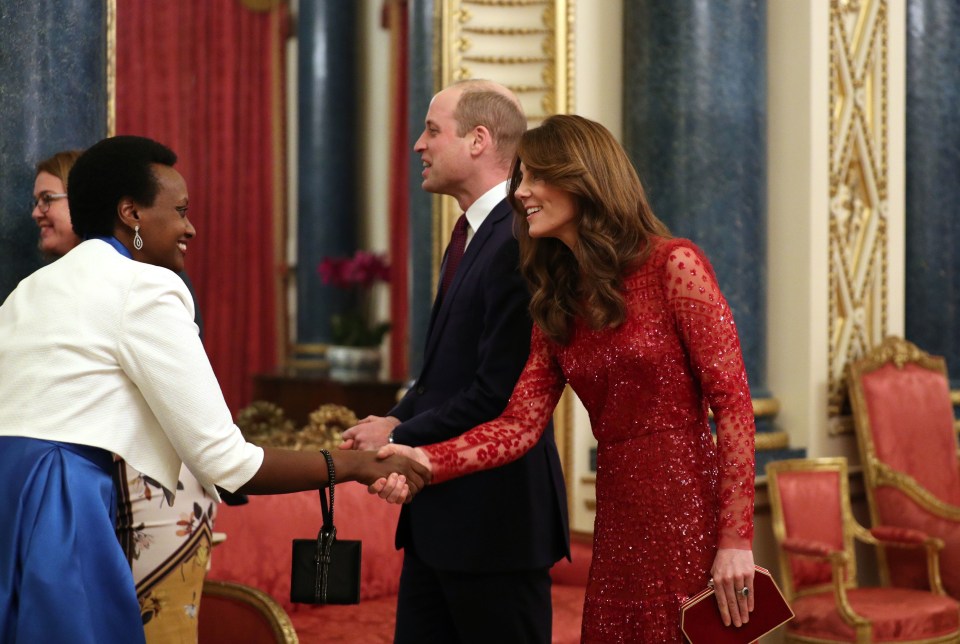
116, 0, 281, 414
386, 0, 410, 380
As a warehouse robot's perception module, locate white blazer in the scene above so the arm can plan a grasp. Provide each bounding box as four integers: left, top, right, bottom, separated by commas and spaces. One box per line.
0, 239, 262, 498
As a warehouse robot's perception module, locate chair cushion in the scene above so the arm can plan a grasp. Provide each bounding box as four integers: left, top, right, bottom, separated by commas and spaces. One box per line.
789, 587, 960, 641
282, 585, 585, 643
288, 595, 397, 643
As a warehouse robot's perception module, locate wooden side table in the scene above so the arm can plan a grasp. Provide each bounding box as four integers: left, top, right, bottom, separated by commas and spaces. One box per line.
252, 370, 406, 426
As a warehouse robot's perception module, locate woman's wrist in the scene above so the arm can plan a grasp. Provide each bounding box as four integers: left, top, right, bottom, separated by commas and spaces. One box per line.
329, 449, 358, 484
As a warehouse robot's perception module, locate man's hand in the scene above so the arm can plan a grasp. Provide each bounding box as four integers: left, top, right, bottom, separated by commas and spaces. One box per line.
340, 415, 401, 450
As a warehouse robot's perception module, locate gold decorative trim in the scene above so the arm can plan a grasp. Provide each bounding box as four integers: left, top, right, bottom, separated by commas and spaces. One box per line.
828, 414, 854, 436
827, 0, 890, 425
287, 358, 327, 370
752, 397, 781, 417
870, 458, 960, 521
202, 580, 299, 643
293, 343, 329, 354
755, 431, 790, 451
504, 84, 551, 93
106, 0, 117, 137
463, 0, 549, 5
461, 55, 552, 64
462, 27, 550, 35
238, 0, 282, 11
951, 389, 960, 405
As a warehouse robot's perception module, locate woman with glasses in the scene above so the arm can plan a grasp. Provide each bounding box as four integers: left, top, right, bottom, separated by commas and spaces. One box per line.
31, 150, 83, 258
0, 135, 427, 643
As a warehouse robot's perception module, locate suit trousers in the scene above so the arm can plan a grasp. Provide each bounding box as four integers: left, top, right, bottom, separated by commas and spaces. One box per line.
394, 548, 552, 644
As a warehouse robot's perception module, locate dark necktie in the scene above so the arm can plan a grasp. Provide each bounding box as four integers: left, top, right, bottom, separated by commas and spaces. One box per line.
441, 214, 469, 296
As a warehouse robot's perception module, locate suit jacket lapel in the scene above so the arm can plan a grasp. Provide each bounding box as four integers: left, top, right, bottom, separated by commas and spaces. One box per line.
421, 199, 512, 368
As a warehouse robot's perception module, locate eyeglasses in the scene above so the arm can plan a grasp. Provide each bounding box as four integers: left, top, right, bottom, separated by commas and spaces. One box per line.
31, 193, 68, 213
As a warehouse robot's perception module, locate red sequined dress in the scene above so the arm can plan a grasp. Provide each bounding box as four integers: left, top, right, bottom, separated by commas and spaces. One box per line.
422, 238, 755, 643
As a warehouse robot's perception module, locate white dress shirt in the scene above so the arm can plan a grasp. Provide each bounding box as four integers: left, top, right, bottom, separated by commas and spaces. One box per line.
462, 180, 510, 249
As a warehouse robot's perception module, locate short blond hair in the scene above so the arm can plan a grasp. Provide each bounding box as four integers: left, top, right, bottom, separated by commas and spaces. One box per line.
452, 80, 526, 166
36, 150, 83, 189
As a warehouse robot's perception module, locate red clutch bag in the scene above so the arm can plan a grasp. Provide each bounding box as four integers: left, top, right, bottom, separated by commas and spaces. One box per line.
680, 565, 794, 644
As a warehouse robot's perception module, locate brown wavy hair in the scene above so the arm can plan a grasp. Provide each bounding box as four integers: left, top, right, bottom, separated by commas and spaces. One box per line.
507, 114, 670, 344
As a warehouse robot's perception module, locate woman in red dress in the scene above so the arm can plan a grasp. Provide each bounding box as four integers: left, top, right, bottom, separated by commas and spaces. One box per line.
380, 114, 757, 643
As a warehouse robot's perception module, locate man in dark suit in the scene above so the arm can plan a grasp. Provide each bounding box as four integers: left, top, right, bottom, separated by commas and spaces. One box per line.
341, 80, 569, 644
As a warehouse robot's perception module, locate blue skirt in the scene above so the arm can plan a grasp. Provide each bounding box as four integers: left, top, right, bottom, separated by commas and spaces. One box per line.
0, 437, 145, 644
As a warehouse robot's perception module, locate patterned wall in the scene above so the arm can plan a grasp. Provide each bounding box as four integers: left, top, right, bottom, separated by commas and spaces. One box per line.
828, 0, 889, 428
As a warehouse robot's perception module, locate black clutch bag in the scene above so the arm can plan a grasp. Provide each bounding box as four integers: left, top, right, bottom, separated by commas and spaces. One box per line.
290, 449, 362, 604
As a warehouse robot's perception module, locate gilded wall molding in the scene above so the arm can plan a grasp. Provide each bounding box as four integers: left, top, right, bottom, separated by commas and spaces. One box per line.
433, 0, 575, 282
828, 0, 889, 429
106, 0, 116, 137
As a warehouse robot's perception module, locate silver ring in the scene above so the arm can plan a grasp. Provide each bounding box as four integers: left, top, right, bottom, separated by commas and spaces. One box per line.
738, 587, 749, 598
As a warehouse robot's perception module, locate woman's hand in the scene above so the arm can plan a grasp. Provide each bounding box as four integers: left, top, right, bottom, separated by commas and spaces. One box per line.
331, 450, 430, 504
368, 444, 433, 501
710, 548, 755, 627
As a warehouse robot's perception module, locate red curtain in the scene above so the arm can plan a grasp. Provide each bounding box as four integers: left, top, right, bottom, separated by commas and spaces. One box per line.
116, 1, 283, 414
385, 0, 410, 380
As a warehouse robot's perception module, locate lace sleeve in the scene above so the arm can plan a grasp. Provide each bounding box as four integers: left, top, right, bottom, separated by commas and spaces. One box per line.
664, 244, 755, 548
421, 325, 566, 484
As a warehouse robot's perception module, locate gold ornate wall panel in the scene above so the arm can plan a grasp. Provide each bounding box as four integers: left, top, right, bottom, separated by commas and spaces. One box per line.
828, 0, 888, 427
106, 0, 116, 137
438, 0, 573, 122
433, 0, 575, 277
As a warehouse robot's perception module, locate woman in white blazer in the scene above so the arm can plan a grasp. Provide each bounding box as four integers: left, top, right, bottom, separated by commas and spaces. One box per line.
0, 136, 427, 644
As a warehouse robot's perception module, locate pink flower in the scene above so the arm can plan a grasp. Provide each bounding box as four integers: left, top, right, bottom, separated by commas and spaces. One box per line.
317, 251, 392, 347
318, 251, 390, 289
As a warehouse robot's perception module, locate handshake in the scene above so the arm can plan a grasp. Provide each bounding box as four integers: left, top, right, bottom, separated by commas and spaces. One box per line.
337, 414, 432, 504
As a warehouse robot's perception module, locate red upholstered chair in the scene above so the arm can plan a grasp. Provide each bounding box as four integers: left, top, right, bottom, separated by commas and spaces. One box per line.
847, 336, 960, 598
765, 457, 960, 643
199, 580, 298, 644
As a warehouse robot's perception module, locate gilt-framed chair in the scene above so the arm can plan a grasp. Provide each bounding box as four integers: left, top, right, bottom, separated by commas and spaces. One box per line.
765, 457, 960, 643
199, 580, 299, 644
847, 336, 960, 598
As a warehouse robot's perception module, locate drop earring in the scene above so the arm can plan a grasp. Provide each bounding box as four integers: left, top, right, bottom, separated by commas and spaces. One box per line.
133, 224, 143, 250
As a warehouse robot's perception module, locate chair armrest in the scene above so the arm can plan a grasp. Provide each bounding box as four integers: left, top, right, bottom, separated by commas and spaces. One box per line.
868, 525, 938, 547
781, 537, 835, 558
855, 524, 949, 596
781, 538, 870, 632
